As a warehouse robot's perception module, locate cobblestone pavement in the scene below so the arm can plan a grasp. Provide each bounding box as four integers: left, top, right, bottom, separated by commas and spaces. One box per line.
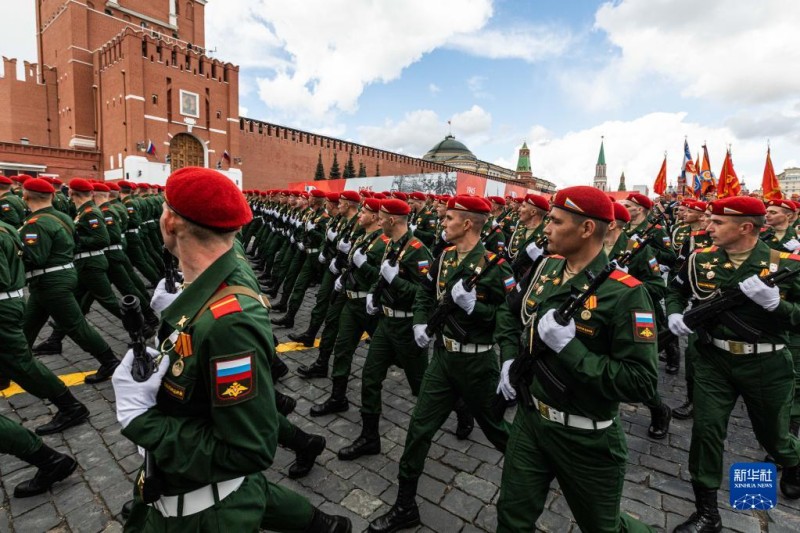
2, 283, 800, 532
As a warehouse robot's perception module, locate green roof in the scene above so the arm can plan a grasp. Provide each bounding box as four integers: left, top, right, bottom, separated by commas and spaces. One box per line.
597, 139, 606, 166
516, 142, 531, 172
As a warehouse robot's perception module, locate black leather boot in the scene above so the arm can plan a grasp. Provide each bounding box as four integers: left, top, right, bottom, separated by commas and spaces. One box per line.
275, 390, 297, 416
271, 357, 289, 381
648, 403, 671, 440
297, 351, 330, 379
673, 398, 693, 420
14, 445, 78, 498
781, 465, 800, 499
665, 338, 681, 375
286, 427, 326, 479
674, 483, 722, 533
338, 413, 381, 460
0, 374, 10, 390
368, 477, 421, 532
120, 500, 134, 521
303, 507, 352, 533
289, 329, 317, 347
84, 349, 120, 384
270, 312, 294, 328
35, 390, 90, 435
33, 330, 66, 355
311, 376, 349, 417
265, 286, 279, 299
454, 398, 474, 440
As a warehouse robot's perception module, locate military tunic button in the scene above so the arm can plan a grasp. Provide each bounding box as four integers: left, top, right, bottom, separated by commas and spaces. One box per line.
706, 271, 715, 279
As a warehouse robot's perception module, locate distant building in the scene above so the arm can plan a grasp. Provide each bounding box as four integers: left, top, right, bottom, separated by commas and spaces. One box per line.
618, 171, 626, 191
515, 141, 532, 180
593, 138, 607, 192
778, 167, 800, 196
632, 184, 650, 196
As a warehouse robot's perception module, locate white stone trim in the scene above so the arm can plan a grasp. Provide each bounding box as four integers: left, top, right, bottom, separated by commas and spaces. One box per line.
126, 94, 145, 101
144, 114, 169, 123
209, 128, 227, 135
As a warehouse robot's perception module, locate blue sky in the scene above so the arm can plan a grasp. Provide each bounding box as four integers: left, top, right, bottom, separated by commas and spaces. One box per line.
4, 0, 800, 190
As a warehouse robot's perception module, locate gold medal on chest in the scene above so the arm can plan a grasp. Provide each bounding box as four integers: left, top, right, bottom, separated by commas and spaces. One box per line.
706, 271, 715, 279
536, 286, 544, 295
580, 309, 592, 320
171, 358, 185, 377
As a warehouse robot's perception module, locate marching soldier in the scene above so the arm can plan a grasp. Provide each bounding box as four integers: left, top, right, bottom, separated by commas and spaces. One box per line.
488, 196, 514, 240
408, 191, 438, 248
0, 175, 26, 226
667, 196, 800, 532
623, 192, 676, 268
507, 193, 548, 278
114, 167, 350, 532
496, 186, 659, 532
368, 196, 518, 532
430, 194, 451, 259
118, 181, 160, 285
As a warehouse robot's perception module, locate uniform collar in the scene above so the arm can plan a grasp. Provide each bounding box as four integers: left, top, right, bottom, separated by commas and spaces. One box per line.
549, 248, 610, 296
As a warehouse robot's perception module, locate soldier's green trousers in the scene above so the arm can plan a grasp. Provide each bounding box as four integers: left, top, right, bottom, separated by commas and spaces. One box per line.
287, 253, 322, 316
119, 250, 149, 298
398, 346, 508, 480
0, 299, 66, 400
690, 344, 800, 488
127, 236, 160, 284
272, 244, 298, 283
331, 297, 378, 379
308, 269, 336, 334
260, 234, 284, 273
124, 472, 314, 532
143, 223, 165, 273
360, 317, 428, 415
317, 293, 347, 356
24, 271, 111, 356
74, 258, 123, 319
0, 415, 42, 457
497, 409, 653, 532
789, 341, 800, 428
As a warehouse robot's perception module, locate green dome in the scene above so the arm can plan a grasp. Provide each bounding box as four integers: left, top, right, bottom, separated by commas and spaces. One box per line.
423, 135, 476, 162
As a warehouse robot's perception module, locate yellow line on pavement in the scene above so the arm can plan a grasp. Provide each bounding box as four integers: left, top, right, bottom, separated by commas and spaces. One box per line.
1, 371, 97, 399
275, 333, 368, 354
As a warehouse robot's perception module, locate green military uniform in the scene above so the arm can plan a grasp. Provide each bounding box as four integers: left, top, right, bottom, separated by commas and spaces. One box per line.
52, 189, 71, 214
627, 218, 676, 268
671, 222, 691, 255
399, 243, 517, 478
0, 190, 26, 226
494, 208, 515, 241
122, 193, 160, 284
665, 241, 800, 491
123, 248, 316, 531
282, 204, 330, 319
497, 251, 658, 532
507, 220, 545, 277
109, 195, 150, 298
20, 208, 114, 365
0, 414, 42, 461
410, 205, 438, 248
480, 220, 507, 256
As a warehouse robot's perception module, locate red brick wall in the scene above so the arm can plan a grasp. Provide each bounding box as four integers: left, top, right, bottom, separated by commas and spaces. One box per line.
0, 59, 59, 147
0, 141, 101, 180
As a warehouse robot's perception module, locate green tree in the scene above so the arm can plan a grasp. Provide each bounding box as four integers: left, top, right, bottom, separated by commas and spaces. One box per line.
343, 151, 356, 179
314, 153, 325, 181
329, 152, 341, 180
358, 161, 367, 177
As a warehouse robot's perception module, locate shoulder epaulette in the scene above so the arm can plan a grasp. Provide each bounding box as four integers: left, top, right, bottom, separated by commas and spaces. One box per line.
548, 254, 564, 260
26, 217, 39, 224
445, 245, 456, 252
380, 235, 390, 243
409, 239, 422, 249
700, 246, 718, 253
83, 207, 93, 213
690, 230, 706, 236
609, 270, 642, 287
780, 252, 800, 262
655, 224, 663, 229
209, 294, 243, 320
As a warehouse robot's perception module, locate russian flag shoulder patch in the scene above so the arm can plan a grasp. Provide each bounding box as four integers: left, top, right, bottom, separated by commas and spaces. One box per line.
213, 353, 257, 405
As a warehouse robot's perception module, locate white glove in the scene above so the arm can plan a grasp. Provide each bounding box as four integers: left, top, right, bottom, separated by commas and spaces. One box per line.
496, 359, 516, 401
441, 230, 447, 241
413, 324, 431, 348
318, 252, 326, 264
739, 274, 780, 311
366, 294, 379, 315
380, 260, 399, 284
353, 248, 368, 268
537, 309, 575, 353
491, 219, 499, 228
451, 279, 477, 315
783, 238, 800, 252
306, 220, 314, 231
150, 278, 182, 316
290, 235, 296, 244
329, 261, 340, 275
629, 233, 640, 241
281, 214, 288, 222
334, 276, 343, 292
525, 241, 544, 262
327, 228, 338, 241
659, 264, 671, 274
611, 259, 629, 273
409, 223, 418, 233
337, 240, 352, 254
297, 242, 305, 252
112, 348, 169, 429
668, 313, 693, 336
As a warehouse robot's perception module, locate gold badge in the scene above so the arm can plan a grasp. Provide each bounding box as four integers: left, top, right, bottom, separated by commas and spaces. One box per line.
171, 358, 185, 377
706, 271, 715, 279
581, 309, 592, 320
536, 286, 544, 295
552, 278, 561, 286
700, 262, 713, 270
177, 315, 189, 328
723, 262, 733, 269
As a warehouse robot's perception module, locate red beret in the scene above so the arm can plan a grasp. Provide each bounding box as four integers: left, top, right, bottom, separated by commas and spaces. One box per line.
437, 194, 452, 204
69, 178, 94, 192
487, 195, 506, 206
553, 186, 614, 223
793, 201, 800, 211
626, 193, 653, 210
524, 194, 549, 211
372, 192, 387, 200
326, 192, 340, 203
426, 193, 436, 200
165, 167, 252, 231
766, 199, 795, 211
117, 180, 136, 190
0, 176, 12, 185
298, 191, 309, 199
448, 195, 491, 214
392, 191, 408, 201
52, 178, 63, 186
363, 198, 381, 212
512, 197, 524, 203
340, 190, 360, 203
685, 200, 707, 213
23, 178, 55, 194
92, 183, 110, 192
361, 190, 374, 198
12, 174, 32, 184
409, 191, 426, 201
310, 189, 327, 198
380, 199, 410, 216
106, 182, 120, 192
709, 196, 766, 216
612, 202, 630, 223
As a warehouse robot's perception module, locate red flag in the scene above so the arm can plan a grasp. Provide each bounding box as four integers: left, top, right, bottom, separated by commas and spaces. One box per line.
699, 144, 716, 197
653, 154, 667, 196
718, 148, 741, 198
761, 147, 782, 200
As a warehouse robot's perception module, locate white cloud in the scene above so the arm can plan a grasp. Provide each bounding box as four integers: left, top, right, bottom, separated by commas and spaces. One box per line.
507, 112, 786, 192
446, 24, 572, 62
467, 75, 492, 100
428, 83, 441, 95
567, 0, 800, 110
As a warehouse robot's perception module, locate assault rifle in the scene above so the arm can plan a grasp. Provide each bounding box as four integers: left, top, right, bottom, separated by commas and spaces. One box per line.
120, 294, 163, 504
425, 252, 504, 338
657, 266, 800, 351
511, 235, 548, 280
492, 261, 617, 418
372, 233, 411, 310
759, 227, 776, 242
163, 247, 180, 294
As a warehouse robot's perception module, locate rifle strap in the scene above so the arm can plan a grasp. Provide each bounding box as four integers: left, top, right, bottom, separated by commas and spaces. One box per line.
0, 226, 23, 256
768, 248, 781, 275
31, 212, 74, 238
